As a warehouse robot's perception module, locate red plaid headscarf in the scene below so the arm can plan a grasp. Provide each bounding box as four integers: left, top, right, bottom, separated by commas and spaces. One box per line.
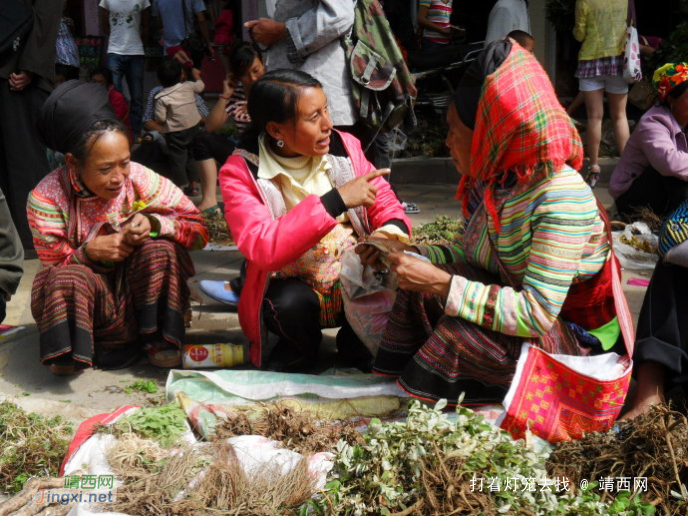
456, 42, 584, 230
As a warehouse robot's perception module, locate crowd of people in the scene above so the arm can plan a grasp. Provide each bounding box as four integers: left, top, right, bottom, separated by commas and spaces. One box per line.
0, 0, 686, 425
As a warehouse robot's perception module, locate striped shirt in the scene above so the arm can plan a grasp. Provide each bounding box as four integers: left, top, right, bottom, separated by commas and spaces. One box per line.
419, 0, 453, 45
419, 167, 610, 338
224, 82, 250, 133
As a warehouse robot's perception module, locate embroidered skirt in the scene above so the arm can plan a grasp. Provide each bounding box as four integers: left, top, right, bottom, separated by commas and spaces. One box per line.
372, 260, 586, 405
31, 240, 194, 370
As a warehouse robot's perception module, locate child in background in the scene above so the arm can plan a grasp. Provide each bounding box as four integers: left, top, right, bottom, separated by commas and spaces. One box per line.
91, 67, 133, 141
154, 57, 205, 189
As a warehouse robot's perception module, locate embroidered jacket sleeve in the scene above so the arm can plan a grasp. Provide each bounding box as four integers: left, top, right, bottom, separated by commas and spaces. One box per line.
444, 178, 601, 338
415, 242, 466, 264
134, 166, 209, 250
27, 186, 94, 268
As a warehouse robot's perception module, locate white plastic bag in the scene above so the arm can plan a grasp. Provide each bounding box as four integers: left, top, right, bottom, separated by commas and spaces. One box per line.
612, 222, 658, 270
339, 248, 397, 356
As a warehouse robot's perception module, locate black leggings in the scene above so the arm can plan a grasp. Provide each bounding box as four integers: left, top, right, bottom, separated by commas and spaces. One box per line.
262, 277, 372, 371
192, 129, 235, 163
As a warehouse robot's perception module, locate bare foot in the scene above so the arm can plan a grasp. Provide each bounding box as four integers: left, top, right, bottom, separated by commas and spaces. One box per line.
619, 394, 663, 420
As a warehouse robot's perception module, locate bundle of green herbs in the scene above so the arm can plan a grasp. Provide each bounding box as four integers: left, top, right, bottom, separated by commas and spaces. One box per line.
105, 402, 188, 449
412, 215, 464, 245
306, 400, 656, 515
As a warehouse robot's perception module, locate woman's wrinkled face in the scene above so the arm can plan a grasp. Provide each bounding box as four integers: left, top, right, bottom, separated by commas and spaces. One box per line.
446, 104, 474, 175
239, 57, 265, 95
268, 86, 333, 157
70, 131, 131, 200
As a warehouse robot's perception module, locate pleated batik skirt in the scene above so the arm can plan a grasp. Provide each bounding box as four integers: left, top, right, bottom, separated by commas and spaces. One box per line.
372, 260, 585, 405
31, 240, 194, 370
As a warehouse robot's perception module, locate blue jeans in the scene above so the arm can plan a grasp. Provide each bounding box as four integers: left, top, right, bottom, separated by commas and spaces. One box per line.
107, 54, 145, 136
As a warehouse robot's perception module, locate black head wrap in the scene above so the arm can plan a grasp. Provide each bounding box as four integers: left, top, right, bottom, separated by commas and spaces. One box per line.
453, 40, 512, 129
38, 80, 117, 154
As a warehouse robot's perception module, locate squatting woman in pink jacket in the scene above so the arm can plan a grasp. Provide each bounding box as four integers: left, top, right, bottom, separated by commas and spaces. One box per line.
218, 70, 411, 372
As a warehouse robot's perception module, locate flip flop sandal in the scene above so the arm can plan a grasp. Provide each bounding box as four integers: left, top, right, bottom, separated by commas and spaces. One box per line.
201, 205, 222, 217
585, 165, 601, 190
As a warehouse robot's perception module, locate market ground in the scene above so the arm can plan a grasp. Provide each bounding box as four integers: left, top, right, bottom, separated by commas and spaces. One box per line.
0, 157, 649, 424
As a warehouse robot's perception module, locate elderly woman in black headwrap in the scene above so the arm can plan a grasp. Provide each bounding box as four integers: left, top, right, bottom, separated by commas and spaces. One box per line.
28, 80, 209, 375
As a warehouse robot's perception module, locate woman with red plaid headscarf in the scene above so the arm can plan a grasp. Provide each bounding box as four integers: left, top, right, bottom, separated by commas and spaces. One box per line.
356, 39, 633, 406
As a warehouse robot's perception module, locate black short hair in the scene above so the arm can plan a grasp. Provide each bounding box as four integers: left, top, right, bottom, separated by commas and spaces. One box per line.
157, 57, 183, 88
241, 69, 323, 149
90, 67, 113, 86
71, 119, 129, 164
507, 30, 534, 48
229, 42, 262, 80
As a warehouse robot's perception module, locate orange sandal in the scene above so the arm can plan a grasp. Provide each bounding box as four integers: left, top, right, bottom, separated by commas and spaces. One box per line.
49, 363, 82, 376
145, 342, 182, 368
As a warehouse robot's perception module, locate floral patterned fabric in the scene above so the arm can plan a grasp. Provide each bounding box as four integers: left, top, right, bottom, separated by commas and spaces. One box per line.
27, 162, 209, 267
653, 62, 688, 102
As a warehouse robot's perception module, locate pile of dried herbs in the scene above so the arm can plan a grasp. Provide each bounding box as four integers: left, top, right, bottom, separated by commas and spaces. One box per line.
548, 404, 688, 516
214, 402, 363, 455
307, 400, 656, 515
0, 401, 73, 493
106, 438, 315, 516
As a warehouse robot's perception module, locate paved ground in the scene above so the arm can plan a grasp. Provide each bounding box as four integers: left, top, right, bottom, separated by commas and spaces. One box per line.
0, 158, 651, 423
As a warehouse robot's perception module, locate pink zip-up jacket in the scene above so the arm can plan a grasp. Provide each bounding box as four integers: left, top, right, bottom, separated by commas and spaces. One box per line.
219, 130, 410, 367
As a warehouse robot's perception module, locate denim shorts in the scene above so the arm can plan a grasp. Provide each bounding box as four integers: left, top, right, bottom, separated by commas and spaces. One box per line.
578, 75, 628, 94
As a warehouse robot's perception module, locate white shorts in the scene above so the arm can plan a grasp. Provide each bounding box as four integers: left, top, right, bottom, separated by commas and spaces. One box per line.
578, 75, 628, 94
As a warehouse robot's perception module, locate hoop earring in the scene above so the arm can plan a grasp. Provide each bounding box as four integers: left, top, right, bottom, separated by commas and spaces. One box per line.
276, 140, 285, 148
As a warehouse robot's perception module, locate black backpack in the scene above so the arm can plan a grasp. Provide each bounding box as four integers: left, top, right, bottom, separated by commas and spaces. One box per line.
0, 0, 33, 67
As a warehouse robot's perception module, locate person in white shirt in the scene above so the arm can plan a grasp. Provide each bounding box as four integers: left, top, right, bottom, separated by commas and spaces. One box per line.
99, 0, 151, 138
